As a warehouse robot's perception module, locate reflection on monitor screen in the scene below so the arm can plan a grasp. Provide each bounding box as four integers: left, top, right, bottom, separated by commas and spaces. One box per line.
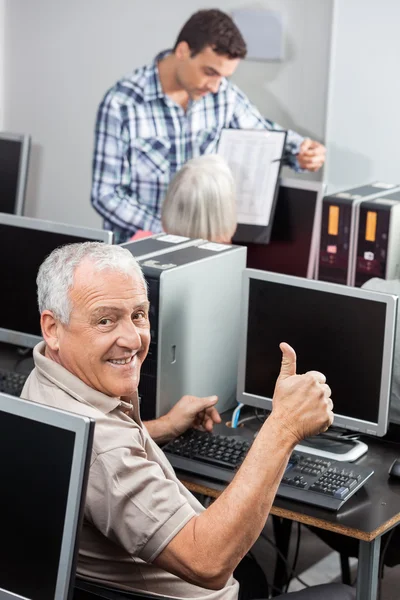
0, 214, 113, 348
237, 269, 397, 440
0, 132, 31, 215
242, 178, 324, 278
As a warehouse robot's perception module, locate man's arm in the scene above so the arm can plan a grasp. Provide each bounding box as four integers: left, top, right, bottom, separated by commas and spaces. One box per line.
153, 343, 333, 590
91, 92, 162, 236
228, 84, 325, 172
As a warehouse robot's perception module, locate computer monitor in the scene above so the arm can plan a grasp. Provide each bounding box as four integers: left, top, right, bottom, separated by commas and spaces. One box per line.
0, 393, 94, 600
0, 132, 31, 215
0, 213, 113, 349
237, 269, 397, 460
237, 178, 325, 279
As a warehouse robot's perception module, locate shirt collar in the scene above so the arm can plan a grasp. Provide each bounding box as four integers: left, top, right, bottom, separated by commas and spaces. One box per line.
143, 49, 229, 102
33, 342, 123, 415
143, 50, 171, 102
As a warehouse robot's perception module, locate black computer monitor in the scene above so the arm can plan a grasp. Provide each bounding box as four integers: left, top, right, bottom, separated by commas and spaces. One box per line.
237, 269, 397, 460
0, 132, 31, 215
238, 178, 325, 278
0, 213, 114, 348
0, 393, 94, 600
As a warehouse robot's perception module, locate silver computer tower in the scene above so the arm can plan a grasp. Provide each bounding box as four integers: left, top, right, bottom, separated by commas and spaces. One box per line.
133, 241, 247, 420
317, 182, 400, 286
354, 190, 400, 287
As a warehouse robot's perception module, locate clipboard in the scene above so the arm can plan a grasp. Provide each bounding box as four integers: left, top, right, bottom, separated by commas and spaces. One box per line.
217, 128, 287, 244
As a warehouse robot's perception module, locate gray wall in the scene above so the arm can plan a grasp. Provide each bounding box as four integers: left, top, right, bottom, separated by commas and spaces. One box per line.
325, 0, 400, 192
3, 0, 332, 228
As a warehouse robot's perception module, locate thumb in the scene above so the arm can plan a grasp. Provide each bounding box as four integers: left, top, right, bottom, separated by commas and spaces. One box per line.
187, 394, 218, 411
277, 342, 297, 380
203, 395, 218, 407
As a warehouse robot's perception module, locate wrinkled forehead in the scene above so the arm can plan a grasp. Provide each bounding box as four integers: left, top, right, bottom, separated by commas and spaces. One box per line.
70, 262, 148, 307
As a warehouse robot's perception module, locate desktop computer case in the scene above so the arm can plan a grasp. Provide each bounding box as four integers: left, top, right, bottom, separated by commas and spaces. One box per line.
317, 183, 400, 286
354, 190, 400, 287
135, 242, 247, 421
121, 232, 202, 260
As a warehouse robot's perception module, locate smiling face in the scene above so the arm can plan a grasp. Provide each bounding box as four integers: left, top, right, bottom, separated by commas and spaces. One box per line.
175, 43, 240, 100
43, 260, 150, 398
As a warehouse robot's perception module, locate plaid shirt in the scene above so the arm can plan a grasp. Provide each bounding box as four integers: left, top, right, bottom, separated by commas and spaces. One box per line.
91, 51, 304, 242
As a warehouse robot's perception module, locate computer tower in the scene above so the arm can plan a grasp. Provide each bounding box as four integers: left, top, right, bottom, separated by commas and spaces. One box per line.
317, 182, 400, 285
121, 232, 201, 259
354, 190, 400, 287
134, 241, 247, 421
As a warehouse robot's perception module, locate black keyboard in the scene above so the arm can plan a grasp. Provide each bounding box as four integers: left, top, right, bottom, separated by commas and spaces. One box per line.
0, 368, 28, 397
163, 429, 374, 511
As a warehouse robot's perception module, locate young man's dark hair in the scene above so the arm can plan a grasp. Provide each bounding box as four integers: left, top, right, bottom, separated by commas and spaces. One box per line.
173, 9, 247, 59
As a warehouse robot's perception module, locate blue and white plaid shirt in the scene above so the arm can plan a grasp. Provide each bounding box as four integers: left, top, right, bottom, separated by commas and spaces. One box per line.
91, 51, 304, 242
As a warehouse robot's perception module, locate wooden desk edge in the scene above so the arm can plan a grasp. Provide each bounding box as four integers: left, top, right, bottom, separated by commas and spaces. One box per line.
180, 479, 400, 542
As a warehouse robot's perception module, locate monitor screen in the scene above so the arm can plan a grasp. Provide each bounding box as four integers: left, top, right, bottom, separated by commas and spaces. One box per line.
237, 269, 397, 437
0, 393, 93, 600
241, 178, 324, 278
0, 133, 30, 215
0, 213, 113, 348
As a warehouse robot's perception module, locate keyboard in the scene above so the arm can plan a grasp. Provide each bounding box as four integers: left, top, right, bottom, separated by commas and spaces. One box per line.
163, 429, 374, 511
0, 368, 28, 397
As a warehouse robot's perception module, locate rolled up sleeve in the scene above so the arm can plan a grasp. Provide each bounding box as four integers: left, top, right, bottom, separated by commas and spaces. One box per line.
85, 444, 197, 563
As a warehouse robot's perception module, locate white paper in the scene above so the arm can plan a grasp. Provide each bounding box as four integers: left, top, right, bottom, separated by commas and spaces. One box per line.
218, 129, 285, 227
157, 234, 189, 243
199, 242, 229, 252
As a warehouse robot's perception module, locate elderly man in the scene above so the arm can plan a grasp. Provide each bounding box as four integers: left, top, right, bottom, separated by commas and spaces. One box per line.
22, 242, 354, 600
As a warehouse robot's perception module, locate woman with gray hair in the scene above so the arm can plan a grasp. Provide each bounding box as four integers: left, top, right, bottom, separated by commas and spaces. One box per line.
130, 154, 237, 243
162, 154, 237, 243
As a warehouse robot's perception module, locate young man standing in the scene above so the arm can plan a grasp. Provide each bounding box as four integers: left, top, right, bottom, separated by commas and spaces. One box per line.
91, 9, 326, 242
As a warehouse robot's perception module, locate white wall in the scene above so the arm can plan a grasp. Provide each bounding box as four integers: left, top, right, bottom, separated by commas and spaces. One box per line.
3, 0, 332, 228
325, 0, 400, 193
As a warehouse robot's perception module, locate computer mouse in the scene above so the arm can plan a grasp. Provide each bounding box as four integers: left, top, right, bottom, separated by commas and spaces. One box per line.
388, 458, 400, 479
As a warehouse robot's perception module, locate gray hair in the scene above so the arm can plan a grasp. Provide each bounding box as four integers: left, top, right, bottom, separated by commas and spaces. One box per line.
162, 154, 237, 242
37, 242, 146, 324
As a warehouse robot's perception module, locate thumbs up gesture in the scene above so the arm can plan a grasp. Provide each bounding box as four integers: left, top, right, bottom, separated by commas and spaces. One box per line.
270, 342, 334, 444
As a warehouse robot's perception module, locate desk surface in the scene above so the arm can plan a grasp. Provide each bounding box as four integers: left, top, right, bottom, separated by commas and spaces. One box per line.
178, 433, 400, 542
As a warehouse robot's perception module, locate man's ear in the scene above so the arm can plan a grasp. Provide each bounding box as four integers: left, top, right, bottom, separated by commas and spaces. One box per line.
41, 310, 61, 351
175, 41, 190, 60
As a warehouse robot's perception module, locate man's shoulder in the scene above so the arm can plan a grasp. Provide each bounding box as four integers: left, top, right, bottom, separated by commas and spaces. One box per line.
103, 66, 149, 107
22, 367, 102, 421
22, 368, 145, 457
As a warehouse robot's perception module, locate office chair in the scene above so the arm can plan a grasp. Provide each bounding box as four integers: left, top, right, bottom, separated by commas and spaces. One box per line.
74, 577, 176, 600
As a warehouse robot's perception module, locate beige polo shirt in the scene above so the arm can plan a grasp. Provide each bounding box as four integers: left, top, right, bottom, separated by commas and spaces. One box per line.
21, 342, 238, 600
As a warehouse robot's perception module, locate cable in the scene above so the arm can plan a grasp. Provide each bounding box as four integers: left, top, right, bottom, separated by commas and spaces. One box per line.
284, 522, 302, 593
231, 402, 244, 428
237, 415, 259, 426
255, 407, 269, 423
260, 531, 311, 589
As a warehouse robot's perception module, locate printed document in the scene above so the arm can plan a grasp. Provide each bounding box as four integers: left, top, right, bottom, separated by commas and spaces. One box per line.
218, 129, 286, 226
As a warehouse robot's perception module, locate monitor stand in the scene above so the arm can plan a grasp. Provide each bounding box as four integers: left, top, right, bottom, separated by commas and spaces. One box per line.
295, 432, 368, 462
